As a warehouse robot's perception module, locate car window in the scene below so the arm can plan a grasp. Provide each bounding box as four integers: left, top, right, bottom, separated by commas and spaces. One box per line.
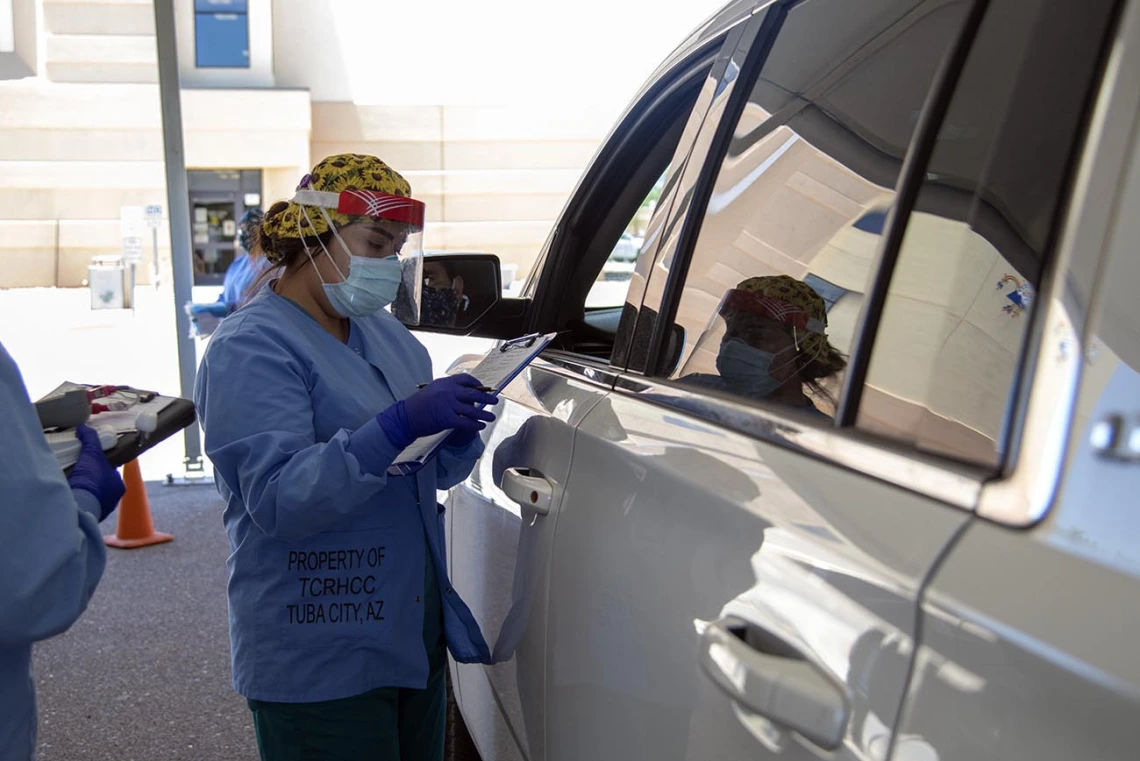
855, 0, 1117, 466
660, 0, 971, 420
586, 170, 667, 309
542, 46, 716, 362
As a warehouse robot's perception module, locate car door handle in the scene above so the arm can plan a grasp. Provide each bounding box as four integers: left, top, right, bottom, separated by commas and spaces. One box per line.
500, 468, 553, 515
699, 617, 848, 750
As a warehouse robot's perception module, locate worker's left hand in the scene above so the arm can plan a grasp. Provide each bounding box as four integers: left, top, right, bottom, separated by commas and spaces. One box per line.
445, 427, 483, 448
67, 425, 126, 521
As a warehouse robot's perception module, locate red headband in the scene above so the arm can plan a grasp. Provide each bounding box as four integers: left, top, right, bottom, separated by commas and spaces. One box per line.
293, 188, 425, 227
721, 289, 824, 334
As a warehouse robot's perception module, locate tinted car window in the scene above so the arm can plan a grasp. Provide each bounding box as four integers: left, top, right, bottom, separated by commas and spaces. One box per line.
586, 171, 668, 310
664, 0, 970, 420
856, 0, 1117, 466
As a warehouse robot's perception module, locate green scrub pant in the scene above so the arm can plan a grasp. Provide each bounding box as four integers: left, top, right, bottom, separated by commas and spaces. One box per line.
247, 543, 446, 761
246, 644, 446, 761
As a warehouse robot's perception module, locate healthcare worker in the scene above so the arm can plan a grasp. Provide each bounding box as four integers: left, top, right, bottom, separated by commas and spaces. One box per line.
186, 210, 268, 335
219, 208, 268, 311
194, 154, 496, 761
682, 275, 847, 416
0, 342, 125, 761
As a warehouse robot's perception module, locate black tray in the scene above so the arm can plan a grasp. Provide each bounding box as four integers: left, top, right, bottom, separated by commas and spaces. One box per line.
102, 397, 197, 468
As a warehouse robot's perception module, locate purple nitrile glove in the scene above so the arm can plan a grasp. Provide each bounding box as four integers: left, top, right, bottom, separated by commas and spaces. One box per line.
445, 426, 484, 449
67, 424, 126, 521
377, 374, 498, 450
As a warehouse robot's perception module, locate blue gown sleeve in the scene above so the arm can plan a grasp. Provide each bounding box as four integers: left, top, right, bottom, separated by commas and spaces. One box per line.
435, 436, 484, 490
0, 344, 106, 647
219, 254, 248, 307
195, 325, 404, 542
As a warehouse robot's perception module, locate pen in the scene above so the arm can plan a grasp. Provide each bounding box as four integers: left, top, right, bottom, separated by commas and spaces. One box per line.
417, 383, 493, 392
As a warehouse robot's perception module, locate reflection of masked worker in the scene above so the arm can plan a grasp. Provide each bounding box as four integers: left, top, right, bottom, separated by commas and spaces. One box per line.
683, 275, 846, 415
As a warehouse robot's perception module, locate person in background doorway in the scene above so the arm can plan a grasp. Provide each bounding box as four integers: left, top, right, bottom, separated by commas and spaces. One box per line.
187, 209, 268, 337
218, 207, 268, 312
195, 154, 496, 761
0, 342, 125, 761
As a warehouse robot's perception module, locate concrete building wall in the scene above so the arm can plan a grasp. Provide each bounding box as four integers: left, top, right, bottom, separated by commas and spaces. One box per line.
0, 0, 39, 79
305, 102, 613, 268
0, 0, 309, 287
277, 0, 726, 277
1, 0, 725, 288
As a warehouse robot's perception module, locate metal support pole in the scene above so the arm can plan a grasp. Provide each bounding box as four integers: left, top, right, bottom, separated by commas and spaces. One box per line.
151, 226, 160, 287
153, 0, 204, 474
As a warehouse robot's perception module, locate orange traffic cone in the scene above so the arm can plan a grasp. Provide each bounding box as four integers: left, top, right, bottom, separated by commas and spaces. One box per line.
104, 459, 173, 549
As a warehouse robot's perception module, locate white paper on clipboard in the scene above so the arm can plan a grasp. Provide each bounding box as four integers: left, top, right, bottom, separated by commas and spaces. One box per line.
387, 332, 557, 476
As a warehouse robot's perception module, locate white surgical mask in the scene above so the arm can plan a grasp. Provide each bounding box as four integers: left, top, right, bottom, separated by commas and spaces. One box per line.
299, 206, 402, 318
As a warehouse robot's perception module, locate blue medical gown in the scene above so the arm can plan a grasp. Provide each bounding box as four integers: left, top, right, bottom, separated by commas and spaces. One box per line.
219, 251, 268, 310
0, 343, 106, 761
194, 288, 490, 703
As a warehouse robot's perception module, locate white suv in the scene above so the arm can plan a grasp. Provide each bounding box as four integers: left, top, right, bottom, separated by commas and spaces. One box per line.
413, 0, 1140, 759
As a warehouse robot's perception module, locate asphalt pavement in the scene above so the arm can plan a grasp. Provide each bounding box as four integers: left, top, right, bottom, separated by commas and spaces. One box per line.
33, 481, 258, 761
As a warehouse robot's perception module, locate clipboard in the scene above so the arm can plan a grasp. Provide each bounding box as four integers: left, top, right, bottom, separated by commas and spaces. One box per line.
387, 332, 557, 476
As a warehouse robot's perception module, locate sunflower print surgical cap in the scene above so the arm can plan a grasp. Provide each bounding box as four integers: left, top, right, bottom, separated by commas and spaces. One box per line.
720, 275, 839, 365
262, 153, 412, 243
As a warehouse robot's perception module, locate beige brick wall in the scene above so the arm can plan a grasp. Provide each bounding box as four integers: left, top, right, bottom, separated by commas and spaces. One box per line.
309, 103, 612, 277
0, 81, 311, 287
42, 0, 158, 85
2, 0, 622, 290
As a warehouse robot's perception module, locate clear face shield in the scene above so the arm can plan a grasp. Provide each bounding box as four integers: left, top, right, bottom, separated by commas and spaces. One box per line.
388, 226, 424, 327
293, 188, 426, 324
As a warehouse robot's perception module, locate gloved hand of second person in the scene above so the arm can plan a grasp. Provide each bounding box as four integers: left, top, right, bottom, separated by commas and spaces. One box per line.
67, 424, 126, 521
378, 374, 499, 450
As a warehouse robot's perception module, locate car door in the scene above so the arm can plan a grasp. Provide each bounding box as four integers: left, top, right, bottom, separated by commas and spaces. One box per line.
442, 15, 753, 761
892, 0, 1140, 757
541, 0, 1083, 758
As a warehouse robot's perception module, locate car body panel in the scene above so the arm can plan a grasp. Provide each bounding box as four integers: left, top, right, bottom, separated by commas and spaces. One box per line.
544, 387, 970, 759
448, 357, 610, 761
895, 6, 1140, 753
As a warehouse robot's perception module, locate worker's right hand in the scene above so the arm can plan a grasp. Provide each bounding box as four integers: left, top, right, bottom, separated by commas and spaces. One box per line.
378, 374, 499, 450
67, 425, 126, 521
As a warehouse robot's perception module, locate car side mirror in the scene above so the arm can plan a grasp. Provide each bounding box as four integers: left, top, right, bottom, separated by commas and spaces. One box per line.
393, 252, 503, 332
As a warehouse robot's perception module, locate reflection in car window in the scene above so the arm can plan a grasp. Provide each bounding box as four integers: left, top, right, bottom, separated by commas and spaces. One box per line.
587, 170, 668, 309
681, 275, 846, 418
856, 0, 1117, 466
666, 0, 971, 418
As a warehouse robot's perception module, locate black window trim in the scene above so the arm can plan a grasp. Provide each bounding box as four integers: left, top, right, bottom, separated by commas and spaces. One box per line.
843, 0, 1123, 471
834, 0, 992, 427
642, 0, 795, 380
611, 368, 986, 510
634, 0, 990, 425
641, 0, 991, 405
525, 36, 729, 346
